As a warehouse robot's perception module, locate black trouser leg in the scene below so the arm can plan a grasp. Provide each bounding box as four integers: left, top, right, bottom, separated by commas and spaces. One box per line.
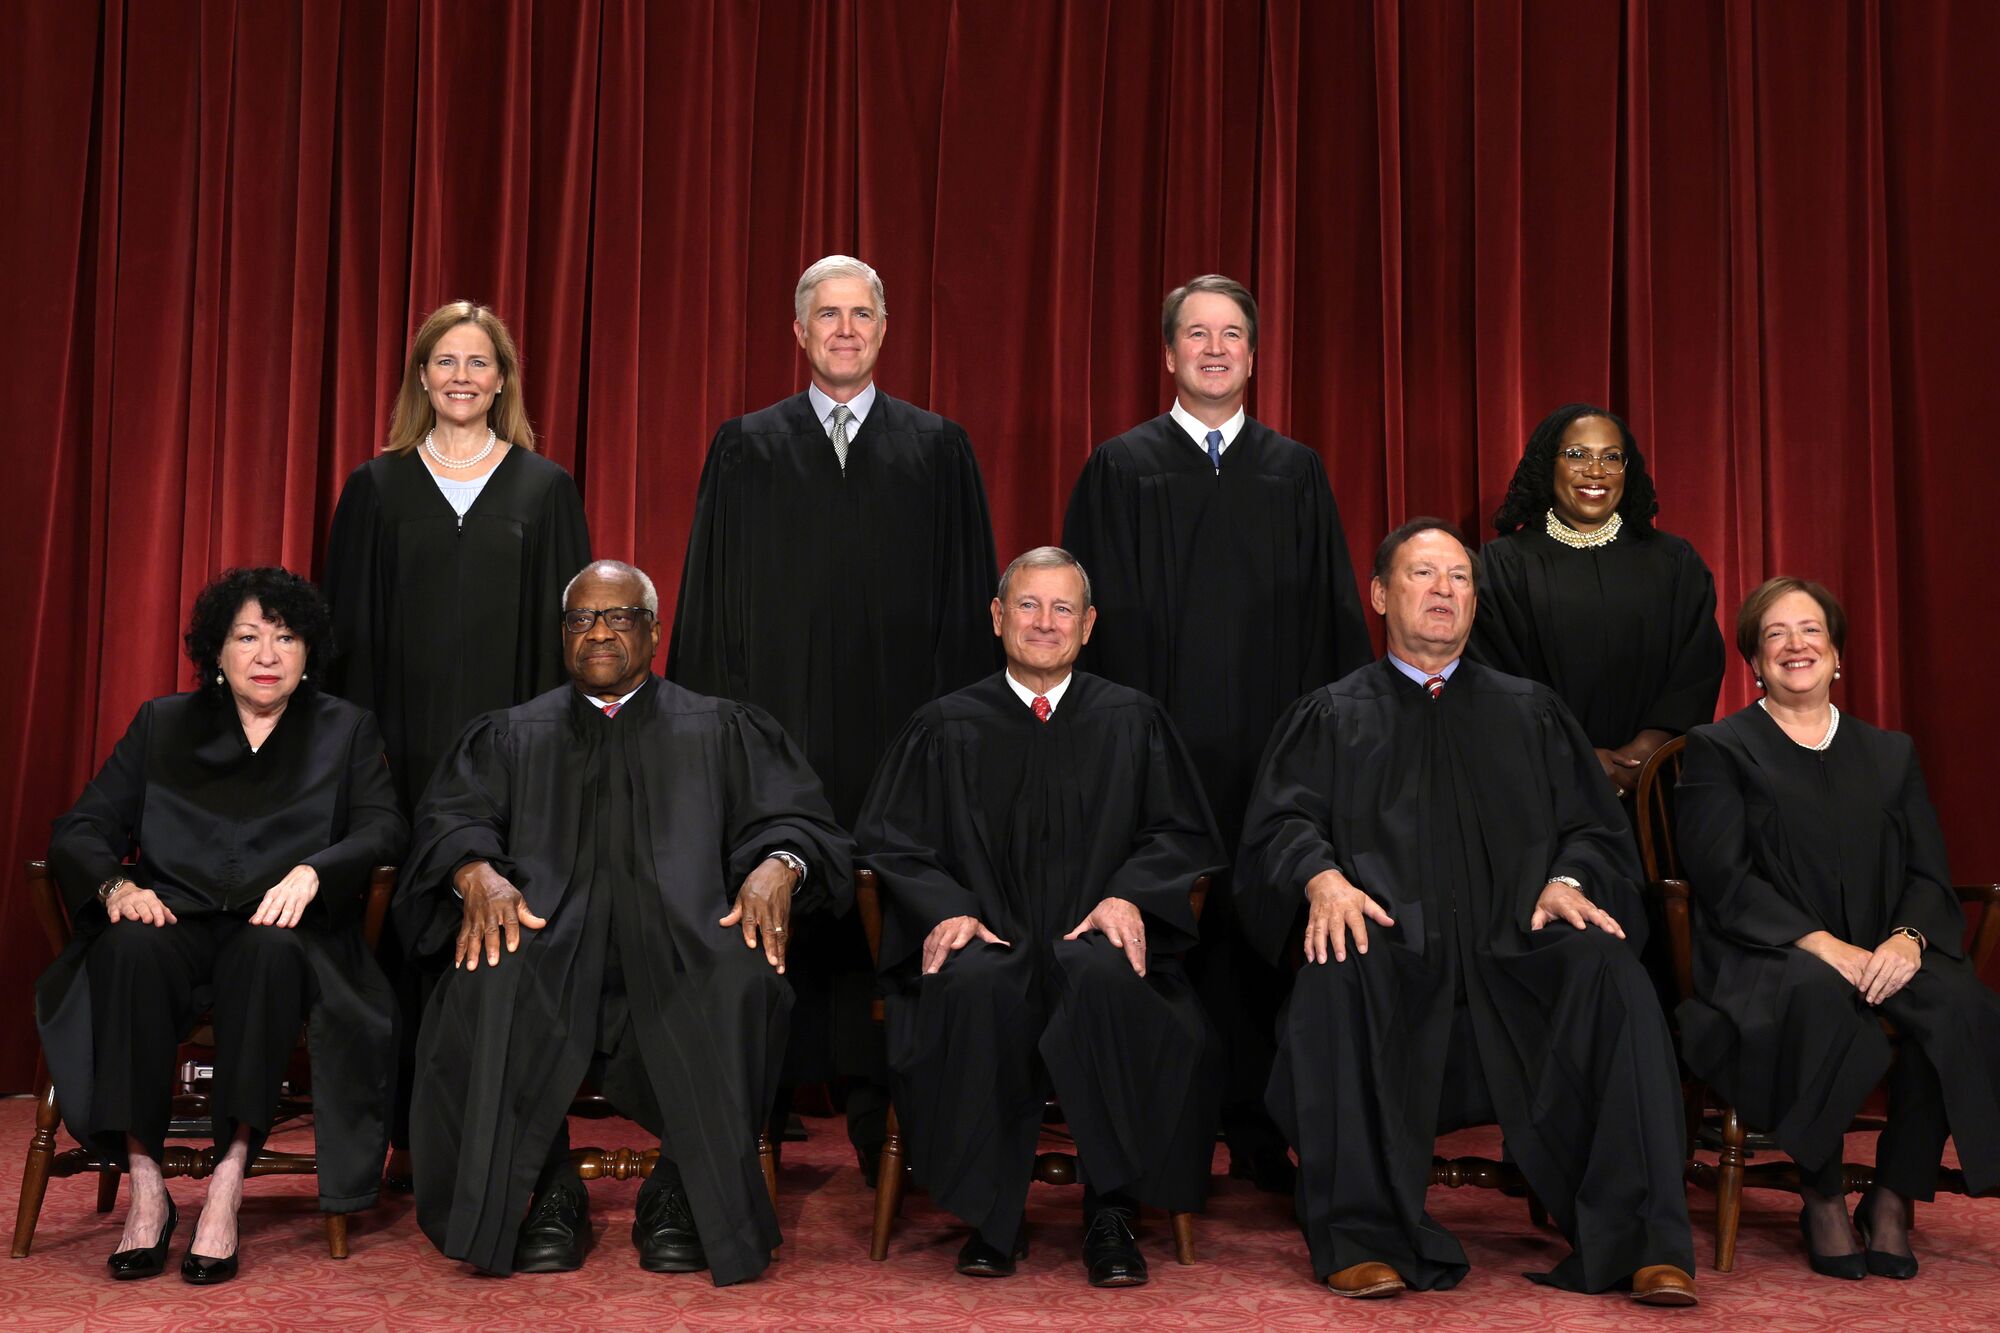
207, 922, 313, 1153
85, 919, 211, 1160
1874, 1043, 1950, 1202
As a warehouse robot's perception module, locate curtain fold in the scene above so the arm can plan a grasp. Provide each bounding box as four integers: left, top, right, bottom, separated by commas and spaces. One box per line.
2, 0, 1995, 1087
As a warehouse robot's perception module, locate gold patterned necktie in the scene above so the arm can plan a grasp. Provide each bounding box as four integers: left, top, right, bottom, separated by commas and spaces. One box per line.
831, 403, 852, 472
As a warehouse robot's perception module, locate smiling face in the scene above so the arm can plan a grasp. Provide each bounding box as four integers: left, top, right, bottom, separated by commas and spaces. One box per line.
991, 563, 1096, 680
563, 568, 661, 699
219, 598, 308, 712
1755, 589, 1839, 704
1370, 528, 1477, 666
1164, 290, 1254, 415
420, 321, 504, 431
1550, 415, 1627, 533
793, 276, 885, 399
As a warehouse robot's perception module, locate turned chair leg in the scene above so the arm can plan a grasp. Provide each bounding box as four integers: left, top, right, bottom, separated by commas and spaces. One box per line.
11, 1078, 63, 1259
95, 1169, 119, 1213
325, 1211, 349, 1259
756, 1131, 778, 1208
869, 1104, 906, 1261
1714, 1106, 1747, 1272
1170, 1210, 1195, 1265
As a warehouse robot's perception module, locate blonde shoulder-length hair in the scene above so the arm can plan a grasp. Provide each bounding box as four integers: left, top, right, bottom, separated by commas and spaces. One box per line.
385, 301, 536, 454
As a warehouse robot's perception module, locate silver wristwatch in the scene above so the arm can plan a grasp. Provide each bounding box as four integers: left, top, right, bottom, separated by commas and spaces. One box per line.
97, 875, 134, 905
1549, 875, 1583, 891
767, 850, 808, 886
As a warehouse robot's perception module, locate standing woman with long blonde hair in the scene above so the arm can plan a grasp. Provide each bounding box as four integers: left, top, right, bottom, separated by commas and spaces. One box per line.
321, 301, 590, 1167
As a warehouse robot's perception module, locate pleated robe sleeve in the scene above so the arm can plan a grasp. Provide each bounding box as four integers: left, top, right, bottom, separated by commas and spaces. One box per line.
1464, 540, 1544, 684
1883, 738, 1967, 960
394, 713, 518, 960
1674, 728, 1826, 950
298, 710, 408, 913
1304, 452, 1374, 681
1641, 540, 1726, 736
518, 465, 592, 701
1235, 691, 1351, 967
321, 462, 384, 708
928, 426, 1003, 697
1061, 449, 1160, 699
1532, 689, 1649, 934
716, 701, 854, 919
48, 703, 154, 921
1097, 703, 1223, 953
853, 713, 986, 973
666, 424, 746, 698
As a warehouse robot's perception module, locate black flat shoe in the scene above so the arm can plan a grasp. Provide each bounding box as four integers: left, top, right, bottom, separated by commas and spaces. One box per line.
1799, 1208, 1865, 1280
1082, 1206, 1148, 1288
513, 1181, 589, 1274
633, 1177, 707, 1273
955, 1228, 1028, 1278
107, 1195, 177, 1281
1855, 1199, 1920, 1279
180, 1247, 239, 1285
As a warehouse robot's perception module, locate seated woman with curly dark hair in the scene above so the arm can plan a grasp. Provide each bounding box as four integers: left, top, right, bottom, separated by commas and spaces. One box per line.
36, 567, 407, 1284
1468, 403, 1725, 798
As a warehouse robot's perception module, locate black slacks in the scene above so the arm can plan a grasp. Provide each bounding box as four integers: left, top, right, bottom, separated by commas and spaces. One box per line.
84, 914, 314, 1159
1801, 1040, 1951, 1199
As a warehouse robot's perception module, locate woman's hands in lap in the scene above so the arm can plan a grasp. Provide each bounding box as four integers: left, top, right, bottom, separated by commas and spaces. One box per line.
249, 864, 319, 928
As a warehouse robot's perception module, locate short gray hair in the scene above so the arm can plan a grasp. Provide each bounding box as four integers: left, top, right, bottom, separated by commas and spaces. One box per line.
564, 559, 659, 614
794, 254, 886, 326
997, 546, 1092, 610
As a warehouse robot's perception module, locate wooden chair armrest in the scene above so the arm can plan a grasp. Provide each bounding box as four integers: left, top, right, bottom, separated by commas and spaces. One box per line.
361, 866, 397, 954
26, 859, 72, 957
1655, 878, 1695, 1004
855, 869, 883, 966
1189, 875, 1211, 925
1956, 884, 2000, 974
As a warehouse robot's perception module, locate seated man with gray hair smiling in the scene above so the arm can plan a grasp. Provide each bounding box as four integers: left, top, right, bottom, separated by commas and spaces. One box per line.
855, 546, 1226, 1288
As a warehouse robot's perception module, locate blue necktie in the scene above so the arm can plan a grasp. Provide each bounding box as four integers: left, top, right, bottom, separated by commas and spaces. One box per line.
1205, 428, 1222, 471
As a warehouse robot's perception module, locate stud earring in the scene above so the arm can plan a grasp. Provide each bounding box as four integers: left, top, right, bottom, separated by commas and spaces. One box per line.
1834, 668, 1841, 680
215, 672, 224, 685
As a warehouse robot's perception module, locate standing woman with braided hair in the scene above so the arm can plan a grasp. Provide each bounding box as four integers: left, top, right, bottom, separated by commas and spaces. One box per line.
1467, 403, 1724, 800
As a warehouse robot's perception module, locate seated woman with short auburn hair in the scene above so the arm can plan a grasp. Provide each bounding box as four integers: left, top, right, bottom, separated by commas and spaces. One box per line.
36, 567, 407, 1284
1675, 576, 2000, 1282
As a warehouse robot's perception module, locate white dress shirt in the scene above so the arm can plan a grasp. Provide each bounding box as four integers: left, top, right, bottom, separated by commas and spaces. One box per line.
1169, 399, 1246, 463
1004, 669, 1073, 716
808, 381, 878, 436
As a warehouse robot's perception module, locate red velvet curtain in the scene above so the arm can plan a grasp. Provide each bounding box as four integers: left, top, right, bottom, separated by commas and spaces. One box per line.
3, 0, 1995, 1090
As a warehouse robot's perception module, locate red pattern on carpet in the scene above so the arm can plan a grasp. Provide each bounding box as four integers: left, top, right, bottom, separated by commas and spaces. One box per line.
4, 1100, 1997, 1330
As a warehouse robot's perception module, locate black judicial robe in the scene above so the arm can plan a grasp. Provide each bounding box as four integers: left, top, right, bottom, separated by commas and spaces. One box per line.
322, 446, 590, 810
36, 690, 407, 1210
855, 672, 1226, 1249
395, 677, 852, 1283
668, 389, 998, 1081
1061, 414, 1371, 849
1467, 526, 1724, 750
1674, 706, 2000, 1190
1238, 660, 1692, 1291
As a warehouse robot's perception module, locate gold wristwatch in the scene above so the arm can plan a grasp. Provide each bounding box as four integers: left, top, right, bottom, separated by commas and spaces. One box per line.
1888, 925, 1927, 952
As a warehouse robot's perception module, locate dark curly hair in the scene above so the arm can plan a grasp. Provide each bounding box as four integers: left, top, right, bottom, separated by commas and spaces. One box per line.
1491, 403, 1660, 537
184, 566, 333, 700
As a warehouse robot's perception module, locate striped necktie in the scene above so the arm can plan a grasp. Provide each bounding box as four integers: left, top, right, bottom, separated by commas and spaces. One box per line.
1424, 675, 1445, 700
602, 700, 623, 718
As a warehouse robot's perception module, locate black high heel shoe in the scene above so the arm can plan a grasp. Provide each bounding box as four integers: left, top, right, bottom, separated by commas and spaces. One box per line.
1798, 1207, 1866, 1281
1855, 1196, 1920, 1280
106, 1194, 177, 1280
180, 1246, 239, 1285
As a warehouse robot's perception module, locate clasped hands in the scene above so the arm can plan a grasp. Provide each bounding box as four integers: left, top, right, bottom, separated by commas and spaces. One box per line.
453, 855, 802, 972
920, 896, 1150, 977
1301, 869, 1623, 964
1797, 929, 1921, 1006
105, 865, 320, 930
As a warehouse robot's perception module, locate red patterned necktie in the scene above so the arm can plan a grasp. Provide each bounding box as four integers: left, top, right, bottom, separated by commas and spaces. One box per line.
1424, 675, 1445, 700
602, 701, 623, 718
1032, 695, 1052, 723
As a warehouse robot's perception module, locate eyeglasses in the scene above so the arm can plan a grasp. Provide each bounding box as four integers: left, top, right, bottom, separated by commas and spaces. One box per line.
1557, 448, 1626, 474
561, 606, 654, 634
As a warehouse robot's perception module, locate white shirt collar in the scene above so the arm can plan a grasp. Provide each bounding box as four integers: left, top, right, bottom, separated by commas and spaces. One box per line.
581, 681, 647, 711
808, 381, 878, 435
1169, 399, 1246, 463
1003, 669, 1073, 716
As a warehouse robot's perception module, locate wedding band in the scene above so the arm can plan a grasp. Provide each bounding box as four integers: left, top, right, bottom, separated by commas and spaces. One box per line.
772, 926, 786, 934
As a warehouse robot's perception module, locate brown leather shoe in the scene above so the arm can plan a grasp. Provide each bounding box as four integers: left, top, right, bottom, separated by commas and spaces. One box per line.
1629, 1264, 1699, 1307
1326, 1261, 1405, 1298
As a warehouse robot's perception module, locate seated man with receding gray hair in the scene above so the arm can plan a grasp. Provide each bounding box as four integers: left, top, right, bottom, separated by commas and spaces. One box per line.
396, 559, 851, 1283
854, 546, 1226, 1288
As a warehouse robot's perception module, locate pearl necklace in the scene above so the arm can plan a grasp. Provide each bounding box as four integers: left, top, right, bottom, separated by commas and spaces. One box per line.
1759, 697, 1840, 751
425, 428, 497, 470
1545, 508, 1622, 549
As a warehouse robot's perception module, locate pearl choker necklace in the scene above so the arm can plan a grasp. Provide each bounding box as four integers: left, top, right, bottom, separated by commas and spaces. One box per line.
1545, 508, 1622, 548
1759, 698, 1840, 751
425, 428, 497, 470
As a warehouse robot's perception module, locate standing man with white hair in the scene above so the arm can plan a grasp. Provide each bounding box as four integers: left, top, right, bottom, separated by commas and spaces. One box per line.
670, 255, 1000, 1175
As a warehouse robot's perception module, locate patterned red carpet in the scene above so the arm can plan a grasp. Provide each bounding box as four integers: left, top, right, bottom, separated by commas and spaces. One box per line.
4, 1098, 1996, 1331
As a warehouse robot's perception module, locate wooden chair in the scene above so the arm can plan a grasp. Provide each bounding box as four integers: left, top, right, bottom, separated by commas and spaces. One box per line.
1632, 736, 2000, 1270
12, 859, 397, 1260
567, 1093, 778, 1207
856, 868, 1206, 1264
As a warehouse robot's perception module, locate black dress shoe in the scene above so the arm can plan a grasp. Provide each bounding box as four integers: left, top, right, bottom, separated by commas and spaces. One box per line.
514, 1181, 589, 1274
107, 1195, 177, 1281
955, 1228, 1028, 1278
1855, 1198, 1920, 1279
1798, 1209, 1865, 1280
633, 1178, 707, 1273
1083, 1206, 1148, 1287
180, 1247, 239, 1285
